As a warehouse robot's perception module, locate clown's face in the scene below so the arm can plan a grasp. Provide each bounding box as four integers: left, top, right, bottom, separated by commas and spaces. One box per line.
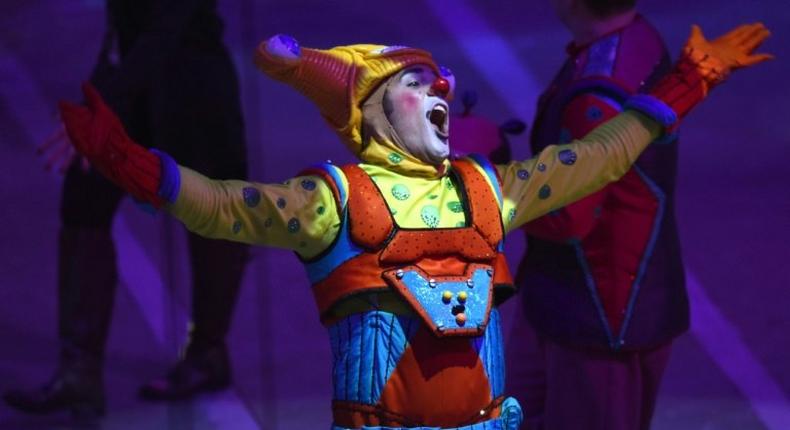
384, 66, 450, 165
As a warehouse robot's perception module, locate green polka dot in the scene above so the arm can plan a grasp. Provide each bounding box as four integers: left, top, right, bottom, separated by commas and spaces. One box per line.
391, 184, 411, 201
455, 221, 466, 227
390, 208, 398, 216
388, 152, 403, 164
445, 177, 454, 190
428, 194, 438, 200
447, 201, 463, 213
508, 208, 517, 222
420, 205, 440, 228
317, 206, 325, 215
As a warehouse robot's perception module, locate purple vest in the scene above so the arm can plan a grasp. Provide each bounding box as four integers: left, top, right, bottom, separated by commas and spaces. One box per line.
518, 15, 689, 351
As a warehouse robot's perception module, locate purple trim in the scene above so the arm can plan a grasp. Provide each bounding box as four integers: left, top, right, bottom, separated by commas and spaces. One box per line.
151, 149, 180, 204
617, 166, 666, 345
582, 33, 619, 78
624, 94, 677, 128
571, 240, 616, 349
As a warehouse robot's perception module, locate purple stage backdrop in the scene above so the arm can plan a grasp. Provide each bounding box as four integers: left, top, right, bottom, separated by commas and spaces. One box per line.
1, 0, 788, 429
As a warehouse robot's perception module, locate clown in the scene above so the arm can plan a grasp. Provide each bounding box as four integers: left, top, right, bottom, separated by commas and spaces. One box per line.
59, 24, 769, 429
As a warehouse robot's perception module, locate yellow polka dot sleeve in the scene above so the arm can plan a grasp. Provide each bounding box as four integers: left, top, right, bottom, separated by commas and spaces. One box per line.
166, 166, 341, 259
498, 111, 661, 234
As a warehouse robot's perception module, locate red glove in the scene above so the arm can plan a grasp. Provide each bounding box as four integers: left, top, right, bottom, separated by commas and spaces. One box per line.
651, 23, 772, 120
59, 83, 164, 207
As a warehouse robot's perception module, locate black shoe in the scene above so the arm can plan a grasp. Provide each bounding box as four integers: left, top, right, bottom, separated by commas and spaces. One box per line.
3, 368, 105, 419
138, 343, 231, 401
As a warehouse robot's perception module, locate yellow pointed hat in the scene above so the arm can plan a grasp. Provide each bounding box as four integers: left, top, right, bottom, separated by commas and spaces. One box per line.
254, 35, 443, 156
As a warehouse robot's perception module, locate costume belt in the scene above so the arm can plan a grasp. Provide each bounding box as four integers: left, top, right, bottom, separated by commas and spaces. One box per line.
331, 397, 523, 430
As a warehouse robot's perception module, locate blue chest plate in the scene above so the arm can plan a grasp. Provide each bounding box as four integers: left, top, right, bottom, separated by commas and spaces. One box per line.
382, 263, 494, 337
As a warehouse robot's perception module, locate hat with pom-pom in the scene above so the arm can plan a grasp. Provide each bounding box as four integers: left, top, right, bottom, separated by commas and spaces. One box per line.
255, 35, 455, 156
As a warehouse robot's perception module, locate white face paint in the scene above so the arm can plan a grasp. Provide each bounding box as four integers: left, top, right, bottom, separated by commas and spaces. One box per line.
384, 66, 450, 165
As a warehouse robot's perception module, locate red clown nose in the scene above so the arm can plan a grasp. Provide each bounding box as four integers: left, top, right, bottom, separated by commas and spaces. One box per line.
430, 77, 450, 99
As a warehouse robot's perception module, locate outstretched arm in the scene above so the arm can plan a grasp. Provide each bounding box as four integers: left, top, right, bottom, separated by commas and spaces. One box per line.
499, 23, 772, 233
499, 110, 659, 233
519, 91, 619, 242
166, 164, 341, 258
60, 84, 341, 259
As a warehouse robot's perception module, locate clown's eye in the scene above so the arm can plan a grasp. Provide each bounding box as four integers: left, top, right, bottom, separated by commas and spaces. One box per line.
407, 81, 420, 88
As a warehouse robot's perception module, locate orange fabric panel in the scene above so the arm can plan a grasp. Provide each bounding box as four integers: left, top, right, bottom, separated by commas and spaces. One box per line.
492, 253, 514, 287
414, 256, 469, 276
380, 228, 496, 264
374, 326, 495, 427
451, 159, 503, 246
313, 162, 514, 326
342, 164, 394, 249
313, 253, 390, 320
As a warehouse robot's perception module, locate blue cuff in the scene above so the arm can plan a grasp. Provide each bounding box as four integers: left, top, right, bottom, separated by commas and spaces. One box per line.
624, 94, 677, 128
150, 149, 180, 204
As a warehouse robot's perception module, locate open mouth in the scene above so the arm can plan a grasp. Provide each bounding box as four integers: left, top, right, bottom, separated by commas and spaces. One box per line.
426, 103, 449, 141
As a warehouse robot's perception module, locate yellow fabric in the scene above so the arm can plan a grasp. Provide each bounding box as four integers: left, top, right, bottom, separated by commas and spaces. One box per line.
498, 110, 661, 234
167, 169, 340, 259
165, 110, 659, 260
359, 163, 466, 228
358, 129, 451, 179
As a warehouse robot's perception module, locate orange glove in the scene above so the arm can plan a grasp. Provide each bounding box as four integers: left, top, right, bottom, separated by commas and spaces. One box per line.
651, 23, 773, 120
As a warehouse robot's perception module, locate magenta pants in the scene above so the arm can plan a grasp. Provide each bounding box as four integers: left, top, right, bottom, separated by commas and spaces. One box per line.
506, 317, 672, 430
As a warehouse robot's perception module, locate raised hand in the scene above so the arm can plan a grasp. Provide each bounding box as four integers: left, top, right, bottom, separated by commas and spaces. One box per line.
59, 83, 165, 207
59, 83, 126, 163
627, 22, 773, 127
683, 23, 773, 94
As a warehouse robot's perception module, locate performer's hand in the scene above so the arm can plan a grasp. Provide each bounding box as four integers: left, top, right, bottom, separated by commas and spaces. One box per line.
37, 120, 90, 174
684, 23, 773, 95
58, 83, 164, 207
633, 22, 773, 127
58, 83, 127, 165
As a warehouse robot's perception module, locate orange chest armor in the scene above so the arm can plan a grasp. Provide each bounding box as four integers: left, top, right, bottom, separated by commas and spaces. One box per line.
302, 156, 515, 335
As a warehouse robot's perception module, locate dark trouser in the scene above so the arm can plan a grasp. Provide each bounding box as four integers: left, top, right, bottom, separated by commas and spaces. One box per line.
507, 319, 672, 430
57, 44, 249, 370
